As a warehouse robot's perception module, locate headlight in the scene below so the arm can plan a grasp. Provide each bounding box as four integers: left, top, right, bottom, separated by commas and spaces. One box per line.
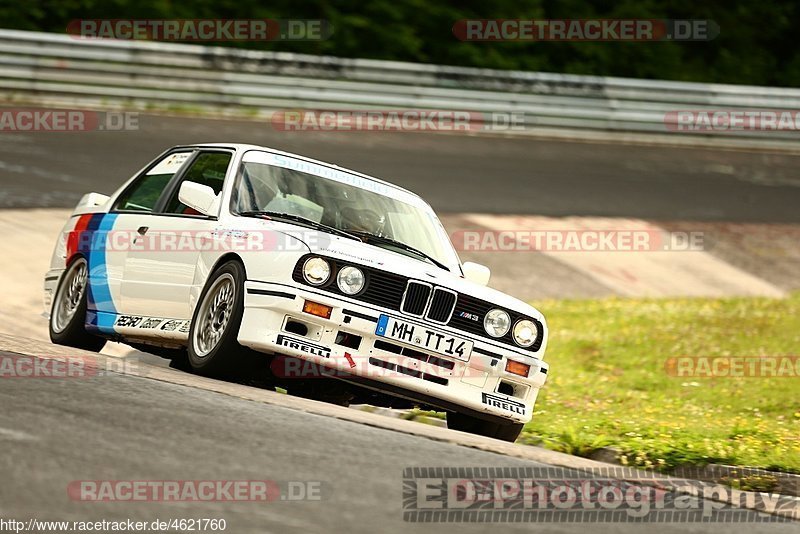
303, 257, 331, 286
484, 309, 510, 337
336, 266, 365, 295
513, 319, 538, 347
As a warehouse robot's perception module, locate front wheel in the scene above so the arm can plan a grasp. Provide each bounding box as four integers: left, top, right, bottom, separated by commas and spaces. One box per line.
446, 412, 524, 443
187, 260, 261, 379
49, 257, 106, 352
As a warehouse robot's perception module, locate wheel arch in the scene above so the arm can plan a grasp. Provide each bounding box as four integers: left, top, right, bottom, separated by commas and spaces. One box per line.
64, 250, 87, 271
190, 252, 247, 317
55, 253, 88, 305
209, 252, 247, 277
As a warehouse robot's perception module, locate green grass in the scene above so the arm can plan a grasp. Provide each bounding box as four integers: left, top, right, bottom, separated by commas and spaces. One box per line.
521, 293, 800, 473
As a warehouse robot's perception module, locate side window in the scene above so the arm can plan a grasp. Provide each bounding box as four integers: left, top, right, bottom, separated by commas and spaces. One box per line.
163, 152, 232, 215
114, 152, 192, 212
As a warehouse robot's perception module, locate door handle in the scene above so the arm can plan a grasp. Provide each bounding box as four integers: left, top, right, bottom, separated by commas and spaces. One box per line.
137, 226, 149, 235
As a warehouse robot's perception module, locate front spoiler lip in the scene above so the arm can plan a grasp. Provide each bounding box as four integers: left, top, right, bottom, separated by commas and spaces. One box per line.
334, 371, 523, 425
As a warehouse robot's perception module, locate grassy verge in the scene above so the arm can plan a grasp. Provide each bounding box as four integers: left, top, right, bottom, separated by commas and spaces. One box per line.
521, 293, 800, 473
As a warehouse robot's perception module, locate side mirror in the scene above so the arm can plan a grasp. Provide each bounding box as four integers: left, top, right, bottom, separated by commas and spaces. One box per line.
178, 181, 217, 216
462, 262, 491, 286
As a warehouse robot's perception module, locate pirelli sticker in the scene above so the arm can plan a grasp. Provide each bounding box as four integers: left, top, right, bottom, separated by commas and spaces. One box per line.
481, 392, 525, 415
276, 335, 331, 358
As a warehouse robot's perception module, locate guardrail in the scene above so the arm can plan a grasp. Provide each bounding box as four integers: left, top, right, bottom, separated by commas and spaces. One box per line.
2, 29, 800, 145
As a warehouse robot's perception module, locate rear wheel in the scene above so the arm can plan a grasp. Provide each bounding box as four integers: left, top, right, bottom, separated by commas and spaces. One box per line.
49, 257, 106, 352
446, 412, 524, 443
187, 260, 265, 379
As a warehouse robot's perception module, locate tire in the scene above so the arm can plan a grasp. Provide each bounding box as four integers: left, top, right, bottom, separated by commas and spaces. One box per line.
187, 260, 262, 379
49, 257, 107, 352
446, 412, 524, 443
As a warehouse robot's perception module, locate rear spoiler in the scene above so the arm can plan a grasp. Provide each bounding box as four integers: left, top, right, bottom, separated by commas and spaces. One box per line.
72, 192, 111, 215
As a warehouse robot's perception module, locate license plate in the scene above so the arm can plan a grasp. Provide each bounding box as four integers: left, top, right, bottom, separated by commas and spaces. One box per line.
375, 315, 472, 361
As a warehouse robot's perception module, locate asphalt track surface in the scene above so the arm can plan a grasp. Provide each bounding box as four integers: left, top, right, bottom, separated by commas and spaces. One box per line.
1, 112, 800, 221
3, 355, 545, 534
0, 348, 796, 534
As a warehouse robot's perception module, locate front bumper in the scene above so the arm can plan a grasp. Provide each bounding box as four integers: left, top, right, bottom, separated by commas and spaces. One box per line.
238, 280, 548, 424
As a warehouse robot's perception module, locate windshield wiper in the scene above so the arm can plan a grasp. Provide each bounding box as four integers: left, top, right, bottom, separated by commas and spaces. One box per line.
238, 212, 449, 271
237, 211, 361, 241
348, 231, 450, 271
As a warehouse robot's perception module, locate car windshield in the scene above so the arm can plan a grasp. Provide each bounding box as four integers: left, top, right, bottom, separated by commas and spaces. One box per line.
231, 151, 460, 271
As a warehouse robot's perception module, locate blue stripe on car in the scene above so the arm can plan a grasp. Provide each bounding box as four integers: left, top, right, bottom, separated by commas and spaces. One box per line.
83, 213, 119, 334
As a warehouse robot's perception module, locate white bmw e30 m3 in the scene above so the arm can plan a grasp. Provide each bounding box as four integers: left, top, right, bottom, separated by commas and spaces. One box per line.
43, 143, 548, 442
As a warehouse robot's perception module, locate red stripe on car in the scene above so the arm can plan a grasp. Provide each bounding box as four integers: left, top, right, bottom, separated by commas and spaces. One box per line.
66, 213, 93, 265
